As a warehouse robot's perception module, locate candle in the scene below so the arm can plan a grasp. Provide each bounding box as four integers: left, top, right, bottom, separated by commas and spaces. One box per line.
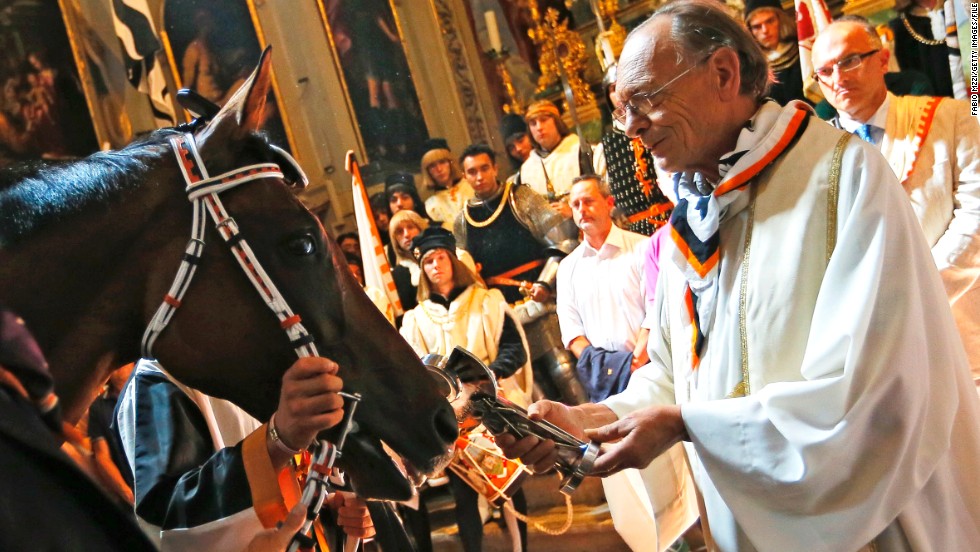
485, 10, 503, 52
599, 35, 615, 66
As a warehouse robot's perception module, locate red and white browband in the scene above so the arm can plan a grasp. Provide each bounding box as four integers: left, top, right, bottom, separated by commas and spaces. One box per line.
141, 132, 318, 360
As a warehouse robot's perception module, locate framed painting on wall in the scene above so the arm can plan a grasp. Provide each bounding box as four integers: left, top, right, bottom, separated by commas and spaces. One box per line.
317, 0, 430, 175
0, 0, 99, 166
160, 0, 297, 154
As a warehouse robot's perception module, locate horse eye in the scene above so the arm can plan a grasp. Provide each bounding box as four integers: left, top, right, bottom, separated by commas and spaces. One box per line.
282, 234, 316, 256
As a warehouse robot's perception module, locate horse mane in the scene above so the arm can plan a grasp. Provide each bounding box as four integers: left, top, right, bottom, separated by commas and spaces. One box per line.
0, 128, 183, 248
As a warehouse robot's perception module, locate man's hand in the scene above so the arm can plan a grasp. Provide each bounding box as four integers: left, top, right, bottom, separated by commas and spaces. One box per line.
586, 404, 687, 477
494, 401, 616, 474
273, 357, 345, 455
631, 328, 651, 370
244, 503, 305, 552
529, 283, 552, 303
328, 492, 376, 540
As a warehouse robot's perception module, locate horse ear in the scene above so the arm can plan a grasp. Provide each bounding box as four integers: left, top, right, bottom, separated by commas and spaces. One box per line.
210, 46, 273, 137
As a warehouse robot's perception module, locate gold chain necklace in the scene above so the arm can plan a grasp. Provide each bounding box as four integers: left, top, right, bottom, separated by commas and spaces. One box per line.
900, 13, 946, 46
464, 181, 512, 228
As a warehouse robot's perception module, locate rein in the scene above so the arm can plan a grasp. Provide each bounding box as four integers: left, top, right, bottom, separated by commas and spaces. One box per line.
141, 132, 358, 551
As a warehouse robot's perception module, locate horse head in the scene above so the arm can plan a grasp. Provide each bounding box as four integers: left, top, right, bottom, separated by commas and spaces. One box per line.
137, 49, 457, 500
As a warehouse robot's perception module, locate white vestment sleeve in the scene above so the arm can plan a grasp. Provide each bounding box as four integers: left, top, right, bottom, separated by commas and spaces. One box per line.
680, 143, 980, 551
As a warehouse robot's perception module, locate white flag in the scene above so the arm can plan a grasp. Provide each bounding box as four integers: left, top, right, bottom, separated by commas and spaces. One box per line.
795, 0, 834, 103
348, 151, 403, 317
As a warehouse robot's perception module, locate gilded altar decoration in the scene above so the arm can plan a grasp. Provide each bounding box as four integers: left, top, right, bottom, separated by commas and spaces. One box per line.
589, 0, 627, 71
526, 0, 598, 121
488, 50, 526, 114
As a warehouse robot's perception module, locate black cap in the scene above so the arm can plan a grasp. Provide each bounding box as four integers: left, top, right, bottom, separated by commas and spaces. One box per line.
411, 226, 456, 262
500, 113, 528, 145
385, 171, 416, 195
421, 137, 450, 154
744, 0, 783, 19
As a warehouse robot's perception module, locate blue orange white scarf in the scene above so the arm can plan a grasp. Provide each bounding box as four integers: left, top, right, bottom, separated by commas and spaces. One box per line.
668, 101, 810, 370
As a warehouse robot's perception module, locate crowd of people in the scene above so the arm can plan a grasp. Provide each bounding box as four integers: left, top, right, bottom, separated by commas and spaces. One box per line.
1, 0, 978, 551
338, 0, 978, 550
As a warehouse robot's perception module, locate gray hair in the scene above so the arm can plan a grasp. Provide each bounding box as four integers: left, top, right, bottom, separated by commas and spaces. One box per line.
571, 173, 611, 198
635, 0, 772, 101
833, 16, 884, 49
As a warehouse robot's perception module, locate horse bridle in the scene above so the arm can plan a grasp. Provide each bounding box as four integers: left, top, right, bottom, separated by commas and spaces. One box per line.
142, 132, 359, 550
141, 132, 318, 360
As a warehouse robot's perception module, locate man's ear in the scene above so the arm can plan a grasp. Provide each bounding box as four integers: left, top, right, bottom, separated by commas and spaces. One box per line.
710, 47, 742, 101
877, 48, 890, 73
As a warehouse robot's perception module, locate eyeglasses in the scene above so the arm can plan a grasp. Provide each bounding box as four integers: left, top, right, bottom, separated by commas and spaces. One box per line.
812, 50, 879, 84
612, 54, 711, 125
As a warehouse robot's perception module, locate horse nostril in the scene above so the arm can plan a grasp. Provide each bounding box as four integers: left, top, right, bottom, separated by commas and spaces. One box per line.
433, 402, 459, 445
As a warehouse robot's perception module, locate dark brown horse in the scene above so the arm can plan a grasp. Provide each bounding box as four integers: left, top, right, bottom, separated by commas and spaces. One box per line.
0, 49, 455, 502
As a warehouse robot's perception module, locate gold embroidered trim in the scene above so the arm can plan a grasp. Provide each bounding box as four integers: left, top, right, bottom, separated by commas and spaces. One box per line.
729, 186, 757, 399
827, 133, 849, 262
728, 132, 849, 398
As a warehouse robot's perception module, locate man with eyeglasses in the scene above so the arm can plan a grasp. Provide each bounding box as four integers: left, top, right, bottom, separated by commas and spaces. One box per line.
812, 18, 980, 392
495, 1, 980, 550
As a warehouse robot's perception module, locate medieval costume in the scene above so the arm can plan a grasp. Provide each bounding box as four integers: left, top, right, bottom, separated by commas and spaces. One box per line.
399, 227, 532, 552
594, 132, 674, 236
834, 92, 980, 391
118, 360, 298, 550
454, 181, 576, 304
519, 133, 587, 200
604, 100, 980, 550
888, 2, 961, 98
420, 138, 474, 230
517, 100, 592, 201
743, 0, 809, 106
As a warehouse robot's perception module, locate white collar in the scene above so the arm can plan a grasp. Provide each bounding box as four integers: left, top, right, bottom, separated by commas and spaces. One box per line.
582, 224, 627, 257
838, 93, 890, 133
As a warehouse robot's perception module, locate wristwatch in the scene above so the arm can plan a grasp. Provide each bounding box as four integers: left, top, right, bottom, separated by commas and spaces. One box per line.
268, 412, 303, 455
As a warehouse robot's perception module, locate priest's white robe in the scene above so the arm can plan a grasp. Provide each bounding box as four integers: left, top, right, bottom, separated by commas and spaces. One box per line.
604, 104, 980, 551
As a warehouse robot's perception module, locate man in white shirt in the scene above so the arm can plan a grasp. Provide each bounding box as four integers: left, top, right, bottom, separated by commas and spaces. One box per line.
557, 174, 697, 551
558, 175, 651, 398
812, 18, 980, 391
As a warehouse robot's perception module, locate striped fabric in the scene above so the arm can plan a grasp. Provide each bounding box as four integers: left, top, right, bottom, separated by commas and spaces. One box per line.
349, 152, 404, 317
942, 0, 967, 99
667, 103, 810, 369
111, 0, 176, 127
795, 0, 833, 103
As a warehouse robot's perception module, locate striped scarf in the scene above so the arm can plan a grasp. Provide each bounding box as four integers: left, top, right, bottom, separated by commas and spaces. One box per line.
668, 101, 810, 369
